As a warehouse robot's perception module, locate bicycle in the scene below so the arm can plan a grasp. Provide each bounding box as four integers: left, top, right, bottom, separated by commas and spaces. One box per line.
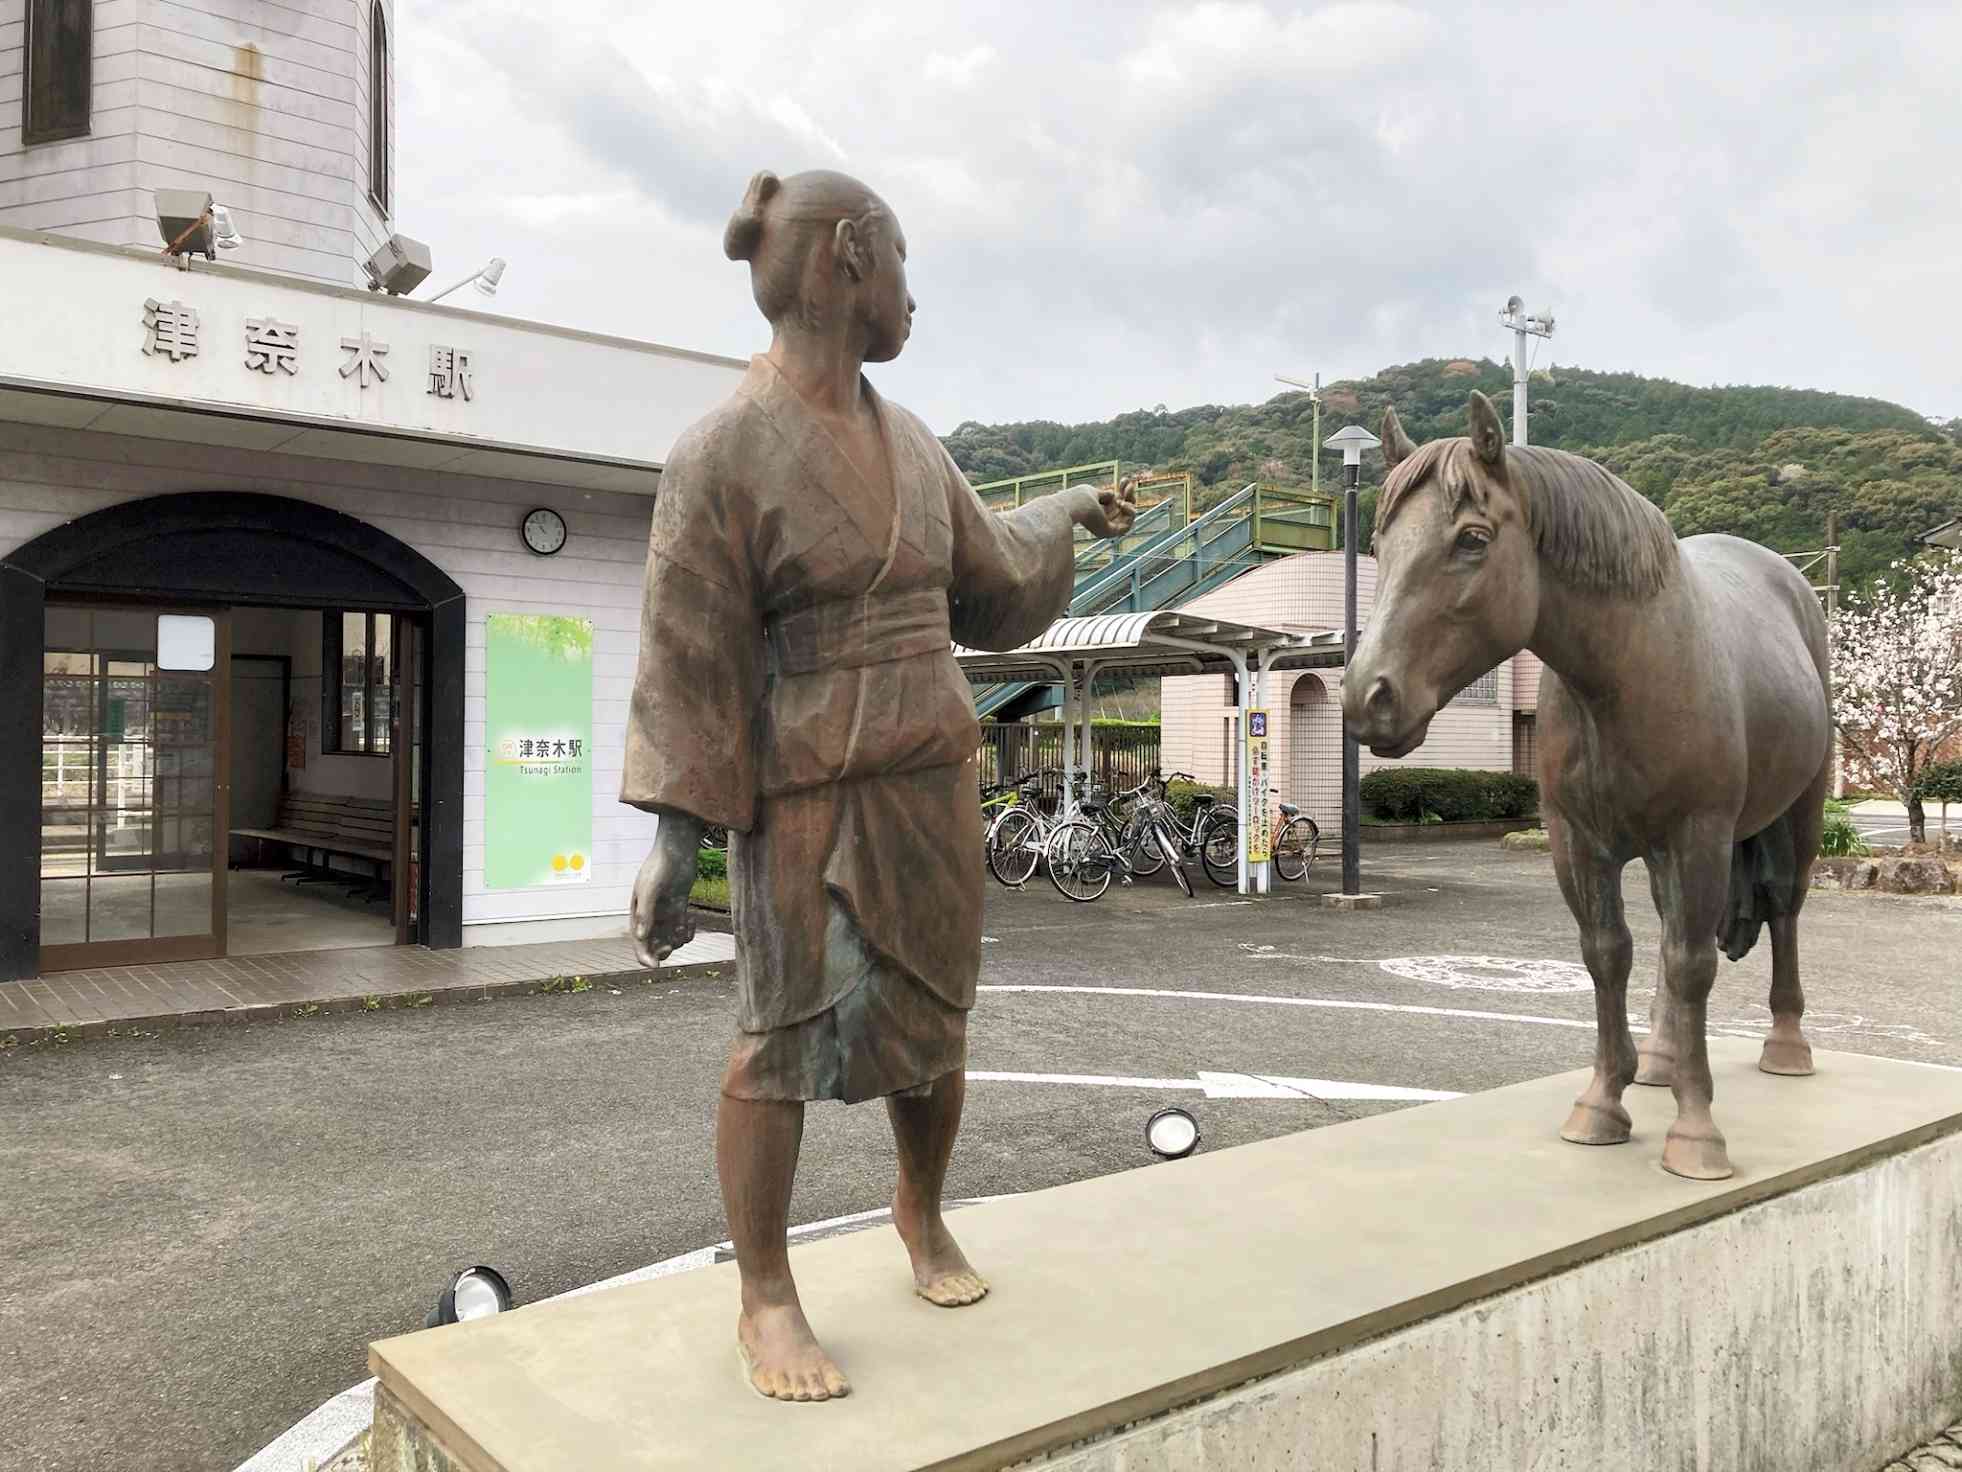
978, 771, 1029, 854
1048, 775, 1190, 901
1270, 799, 1322, 882
1156, 770, 1242, 889
984, 770, 1065, 886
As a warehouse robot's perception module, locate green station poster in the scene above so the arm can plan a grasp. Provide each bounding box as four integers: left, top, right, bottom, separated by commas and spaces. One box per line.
485, 613, 594, 889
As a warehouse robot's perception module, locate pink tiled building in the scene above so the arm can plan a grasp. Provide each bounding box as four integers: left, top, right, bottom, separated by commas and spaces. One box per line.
1159, 553, 1542, 832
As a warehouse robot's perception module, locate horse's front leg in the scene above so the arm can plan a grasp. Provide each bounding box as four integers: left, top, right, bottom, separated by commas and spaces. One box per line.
1549, 818, 1637, 1145
1647, 822, 1736, 1180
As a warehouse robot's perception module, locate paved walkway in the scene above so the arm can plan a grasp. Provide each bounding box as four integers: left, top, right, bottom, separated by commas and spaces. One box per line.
0, 928, 736, 1045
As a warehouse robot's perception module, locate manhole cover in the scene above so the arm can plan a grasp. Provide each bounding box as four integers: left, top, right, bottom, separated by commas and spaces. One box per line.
1378, 955, 1591, 993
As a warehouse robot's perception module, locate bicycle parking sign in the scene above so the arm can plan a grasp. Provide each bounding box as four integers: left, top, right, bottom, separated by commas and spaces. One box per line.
1245, 708, 1271, 863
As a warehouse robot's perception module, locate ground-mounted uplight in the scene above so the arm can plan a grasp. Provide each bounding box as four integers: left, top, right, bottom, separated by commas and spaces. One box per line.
1145, 1106, 1201, 1161
426, 1266, 513, 1328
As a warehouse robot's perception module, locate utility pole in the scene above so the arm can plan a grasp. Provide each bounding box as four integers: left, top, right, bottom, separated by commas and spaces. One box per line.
1785, 512, 1843, 796
1498, 296, 1555, 445
1274, 372, 1324, 498
1826, 510, 1842, 798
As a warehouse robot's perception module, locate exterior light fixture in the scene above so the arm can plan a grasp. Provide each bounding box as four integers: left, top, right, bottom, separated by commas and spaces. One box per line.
362, 233, 434, 295
426, 256, 509, 305
1145, 1106, 1201, 1160
155, 188, 218, 260
425, 1265, 512, 1327
1321, 422, 1382, 898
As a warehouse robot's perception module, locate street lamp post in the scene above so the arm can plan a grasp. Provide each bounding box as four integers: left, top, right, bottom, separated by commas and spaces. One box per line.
1323, 423, 1380, 897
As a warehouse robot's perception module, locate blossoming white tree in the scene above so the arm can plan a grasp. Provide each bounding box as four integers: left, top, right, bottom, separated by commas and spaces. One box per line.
1830, 553, 1962, 844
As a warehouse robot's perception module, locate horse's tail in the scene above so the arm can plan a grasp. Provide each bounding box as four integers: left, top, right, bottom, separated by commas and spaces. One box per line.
1719, 810, 1802, 961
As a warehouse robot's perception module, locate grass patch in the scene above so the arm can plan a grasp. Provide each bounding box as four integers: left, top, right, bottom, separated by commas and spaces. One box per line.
1820, 798, 1870, 857
691, 875, 731, 910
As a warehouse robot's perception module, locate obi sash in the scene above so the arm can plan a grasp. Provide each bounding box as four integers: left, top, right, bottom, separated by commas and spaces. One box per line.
765, 589, 953, 678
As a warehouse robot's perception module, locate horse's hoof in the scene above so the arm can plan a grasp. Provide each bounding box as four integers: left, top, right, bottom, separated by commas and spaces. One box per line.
1560, 1099, 1632, 1146
1661, 1125, 1733, 1181
1633, 1049, 1675, 1088
1758, 1038, 1814, 1076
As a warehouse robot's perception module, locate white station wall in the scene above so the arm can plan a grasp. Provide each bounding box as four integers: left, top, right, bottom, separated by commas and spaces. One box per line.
0, 418, 664, 946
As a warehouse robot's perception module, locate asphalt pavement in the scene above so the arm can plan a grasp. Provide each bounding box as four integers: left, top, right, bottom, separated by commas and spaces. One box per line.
2, 842, 1958, 1472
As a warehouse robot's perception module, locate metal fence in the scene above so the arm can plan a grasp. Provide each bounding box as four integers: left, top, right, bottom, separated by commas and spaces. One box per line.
977, 722, 1163, 806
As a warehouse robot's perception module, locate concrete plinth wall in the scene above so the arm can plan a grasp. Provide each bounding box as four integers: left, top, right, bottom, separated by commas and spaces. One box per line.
368, 1042, 1962, 1472
1036, 1131, 1962, 1470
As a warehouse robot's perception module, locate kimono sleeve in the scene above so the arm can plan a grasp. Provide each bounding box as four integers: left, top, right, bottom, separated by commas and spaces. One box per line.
942, 447, 1078, 653
619, 433, 765, 832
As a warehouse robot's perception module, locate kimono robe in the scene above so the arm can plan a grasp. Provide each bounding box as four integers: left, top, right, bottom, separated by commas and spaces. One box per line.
622, 356, 1076, 1102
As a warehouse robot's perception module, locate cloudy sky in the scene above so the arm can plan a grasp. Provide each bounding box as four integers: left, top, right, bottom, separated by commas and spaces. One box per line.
397, 1, 1961, 434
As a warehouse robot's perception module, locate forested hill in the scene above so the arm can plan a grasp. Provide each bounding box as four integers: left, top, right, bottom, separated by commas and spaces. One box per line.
942, 359, 1959, 590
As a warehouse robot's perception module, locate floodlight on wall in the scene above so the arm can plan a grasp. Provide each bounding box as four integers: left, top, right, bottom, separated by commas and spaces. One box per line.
362, 233, 434, 295
425, 256, 509, 304
425, 1265, 512, 1327
156, 188, 217, 261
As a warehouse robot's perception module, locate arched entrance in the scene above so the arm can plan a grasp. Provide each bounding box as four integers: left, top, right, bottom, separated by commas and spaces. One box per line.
1289, 673, 1342, 832
0, 492, 464, 979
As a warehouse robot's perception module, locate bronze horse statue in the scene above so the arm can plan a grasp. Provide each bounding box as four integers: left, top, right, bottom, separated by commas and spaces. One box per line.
1344, 393, 1831, 1180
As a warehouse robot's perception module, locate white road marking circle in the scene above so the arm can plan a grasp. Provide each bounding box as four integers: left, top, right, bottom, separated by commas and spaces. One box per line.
1378, 955, 1592, 993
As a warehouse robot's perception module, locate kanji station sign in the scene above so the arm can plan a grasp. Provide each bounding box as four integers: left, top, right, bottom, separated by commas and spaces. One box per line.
2, 230, 745, 474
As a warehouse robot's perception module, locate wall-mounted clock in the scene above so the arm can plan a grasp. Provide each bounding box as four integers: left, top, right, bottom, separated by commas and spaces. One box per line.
521, 507, 567, 557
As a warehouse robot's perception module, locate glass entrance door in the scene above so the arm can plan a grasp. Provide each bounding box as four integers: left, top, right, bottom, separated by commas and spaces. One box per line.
40, 605, 229, 971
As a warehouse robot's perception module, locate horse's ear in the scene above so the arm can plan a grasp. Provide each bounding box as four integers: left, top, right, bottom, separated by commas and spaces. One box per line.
1380, 406, 1418, 471
1467, 392, 1506, 468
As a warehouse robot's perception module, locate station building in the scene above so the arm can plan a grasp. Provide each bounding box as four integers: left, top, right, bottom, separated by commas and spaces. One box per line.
0, 0, 741, 980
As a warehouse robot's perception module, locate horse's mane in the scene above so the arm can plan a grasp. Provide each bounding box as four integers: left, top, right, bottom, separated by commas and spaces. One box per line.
1377, 439, 1677, 600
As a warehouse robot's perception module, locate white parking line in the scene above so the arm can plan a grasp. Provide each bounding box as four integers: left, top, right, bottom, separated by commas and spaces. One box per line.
966, 1069, 1459, 1101
979, 983, 1599, 1031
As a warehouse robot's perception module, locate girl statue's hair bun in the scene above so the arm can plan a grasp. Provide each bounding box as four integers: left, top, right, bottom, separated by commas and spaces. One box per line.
723, 170, 782, 262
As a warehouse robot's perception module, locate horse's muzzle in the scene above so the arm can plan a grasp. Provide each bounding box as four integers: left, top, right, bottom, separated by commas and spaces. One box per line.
1343, 675, 1432, 758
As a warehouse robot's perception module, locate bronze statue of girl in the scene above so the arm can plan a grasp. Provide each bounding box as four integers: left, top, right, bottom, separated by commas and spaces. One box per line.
622, 170, 1136, 1401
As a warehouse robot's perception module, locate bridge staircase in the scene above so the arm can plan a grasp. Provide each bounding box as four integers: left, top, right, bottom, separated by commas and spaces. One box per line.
967, 465, 1336, 720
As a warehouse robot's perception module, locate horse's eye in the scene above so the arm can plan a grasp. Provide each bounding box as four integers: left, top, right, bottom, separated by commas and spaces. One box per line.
1455, 528, 1491, 553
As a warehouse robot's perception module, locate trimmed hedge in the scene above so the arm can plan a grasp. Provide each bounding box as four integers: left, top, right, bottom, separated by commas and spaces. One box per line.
1167, 779, 1236, 822
697, 846, 728, 882
1915, 760, 1962, 806
1359, 767, 1539, 824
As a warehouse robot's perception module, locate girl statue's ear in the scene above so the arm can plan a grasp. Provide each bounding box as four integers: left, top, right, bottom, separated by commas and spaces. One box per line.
833, 217, 867, 283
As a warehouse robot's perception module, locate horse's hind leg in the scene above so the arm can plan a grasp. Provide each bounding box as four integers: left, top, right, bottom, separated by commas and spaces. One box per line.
1548, 818, 1638, 1146
1650, 820, 1736, 1181
1762, 763, 1827, 1076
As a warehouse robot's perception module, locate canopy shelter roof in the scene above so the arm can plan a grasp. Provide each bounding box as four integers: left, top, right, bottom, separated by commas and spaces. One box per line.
953, 609, 1348, 685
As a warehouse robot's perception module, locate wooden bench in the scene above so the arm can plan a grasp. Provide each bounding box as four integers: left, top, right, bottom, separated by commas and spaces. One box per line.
231, 793, 396, 901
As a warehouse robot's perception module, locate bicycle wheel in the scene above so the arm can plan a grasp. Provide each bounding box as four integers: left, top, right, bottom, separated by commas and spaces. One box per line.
1121, 810, 1165, 875
1048, 819, 1115, 902
1153, 820, 1193, 897
1273, 815, 1319, 881
987, 808, 1042, 887
699, 824, 728, 850
1200, 812, 1240, 889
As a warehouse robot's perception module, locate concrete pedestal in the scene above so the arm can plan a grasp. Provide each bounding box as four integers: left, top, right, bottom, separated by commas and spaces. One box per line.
368, 1041, 1962, 1471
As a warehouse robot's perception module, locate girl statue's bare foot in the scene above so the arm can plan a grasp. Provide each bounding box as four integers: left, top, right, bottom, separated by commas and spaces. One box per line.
736, 1302, 850, 1402
894, 1199, 990, 1307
